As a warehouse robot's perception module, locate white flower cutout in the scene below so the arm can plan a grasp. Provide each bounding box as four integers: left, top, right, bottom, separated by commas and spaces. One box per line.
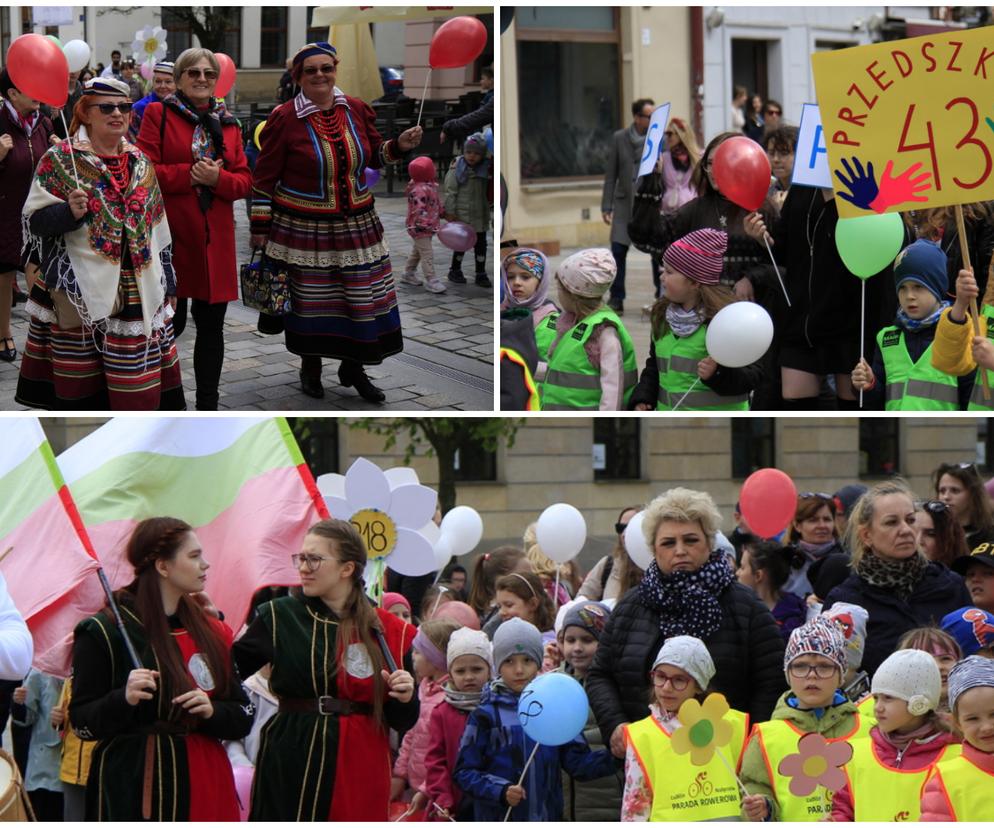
132, 25, 168, 62
316, 458, 437, 577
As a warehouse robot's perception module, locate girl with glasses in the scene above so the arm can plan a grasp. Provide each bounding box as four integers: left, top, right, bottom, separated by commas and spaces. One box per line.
623, 635, 748, 821
16, 77, 185, 411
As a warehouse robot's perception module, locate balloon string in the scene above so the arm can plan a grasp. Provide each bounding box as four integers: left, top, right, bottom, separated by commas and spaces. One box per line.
763, 235, 791, 307
859, 279, 865, 409
553, 568, 561, 609
715, 746, 750, 801
503, 741, 540, 822
59, 111, 80, 190
670, 377, 700, 411
416, 67, 432, 129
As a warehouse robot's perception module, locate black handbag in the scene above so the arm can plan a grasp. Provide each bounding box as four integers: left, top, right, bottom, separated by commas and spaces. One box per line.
240, 248, 292, 317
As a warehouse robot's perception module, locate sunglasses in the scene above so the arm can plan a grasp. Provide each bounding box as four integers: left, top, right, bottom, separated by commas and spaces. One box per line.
184, 68, 218, 80
919, 499, 950, 515
89, 102, 133, 115
765, 109, 782, 116
615, 522, 629, 535
303, 64, 336, 76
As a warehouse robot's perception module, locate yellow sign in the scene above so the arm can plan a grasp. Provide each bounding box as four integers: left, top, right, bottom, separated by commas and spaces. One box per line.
350, 508, 397, 560
812, 27, 994, 218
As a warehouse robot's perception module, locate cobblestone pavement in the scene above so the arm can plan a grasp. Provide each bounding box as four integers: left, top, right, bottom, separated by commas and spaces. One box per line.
1, 190, 494, 411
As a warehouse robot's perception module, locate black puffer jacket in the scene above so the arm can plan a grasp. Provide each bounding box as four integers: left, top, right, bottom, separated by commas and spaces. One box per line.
824, 561, 971, 677
586, 581, 786, 744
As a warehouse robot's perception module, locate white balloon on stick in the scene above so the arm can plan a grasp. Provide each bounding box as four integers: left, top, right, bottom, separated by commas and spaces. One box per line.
440, 506, 483, 556
536, 503, 586, 564
624, 511, 654, 570
63, 40, 91, 73
705, 302, 774, 367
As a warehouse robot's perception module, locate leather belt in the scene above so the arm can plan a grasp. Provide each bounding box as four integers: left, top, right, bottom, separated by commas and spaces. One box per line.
279, 696, 372, 716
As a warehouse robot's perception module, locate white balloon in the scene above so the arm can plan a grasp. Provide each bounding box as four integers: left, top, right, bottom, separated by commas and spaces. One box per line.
624, 511, 654, 570
440, 506, 483, 557
434, 534, 454, 572
536, 503, 586, 563
705, 301, 774, 368
63, 40, 91, 73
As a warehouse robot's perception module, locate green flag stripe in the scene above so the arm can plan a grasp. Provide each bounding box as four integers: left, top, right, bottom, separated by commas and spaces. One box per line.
0, 450, 58, 539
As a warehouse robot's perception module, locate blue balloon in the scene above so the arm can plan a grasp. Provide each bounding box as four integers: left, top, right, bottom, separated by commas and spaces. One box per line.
364, 167, 380, 188
483, 126, 494, 154
516, 672, 588, 746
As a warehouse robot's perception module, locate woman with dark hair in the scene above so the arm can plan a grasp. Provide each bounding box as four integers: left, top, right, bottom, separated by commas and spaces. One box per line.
467, 546, 530, 625
917, 499, 970, 567
579, 506, 646, 601
933, 462, 994, 549
69, 517, 252, 820
736, 539, 807, 643
232, 519, 418, 820
763, 125, 798, 213
783, 492, 850, 600
743, 93, 765, 142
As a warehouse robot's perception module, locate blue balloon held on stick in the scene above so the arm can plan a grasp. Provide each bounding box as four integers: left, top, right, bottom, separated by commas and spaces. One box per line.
516, 672, 588, 746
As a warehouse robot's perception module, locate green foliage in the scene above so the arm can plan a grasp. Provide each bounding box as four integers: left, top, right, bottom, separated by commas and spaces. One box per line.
349, 418, 521, 465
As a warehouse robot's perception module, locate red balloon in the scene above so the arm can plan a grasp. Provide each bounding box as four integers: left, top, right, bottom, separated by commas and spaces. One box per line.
6, 33, 69, 107
711, 135, 772, 212
738, 468, 797, 539
429, 16, 488, 70
214, 52, 237, 98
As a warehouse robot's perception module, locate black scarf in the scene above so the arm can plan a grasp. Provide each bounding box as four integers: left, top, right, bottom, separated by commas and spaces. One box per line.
637, 551, 735, 640
163, 90, 236, 214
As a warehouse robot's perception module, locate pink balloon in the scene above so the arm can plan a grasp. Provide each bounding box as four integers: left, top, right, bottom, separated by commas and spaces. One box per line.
438, 221, 477, 253
214, 52, 236, 98
140, 63, 153, 80
739, 468, 797, 539
232, 764, 253, 821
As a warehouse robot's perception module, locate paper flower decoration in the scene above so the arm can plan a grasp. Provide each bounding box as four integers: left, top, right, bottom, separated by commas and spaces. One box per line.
317, 458, 438, 601
131, 26, 168, 64
777, 733, 853, 796
671, 693, 734, 766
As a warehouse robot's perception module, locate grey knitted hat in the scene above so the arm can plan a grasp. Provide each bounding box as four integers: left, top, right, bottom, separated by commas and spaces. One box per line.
492, 617, 543, 670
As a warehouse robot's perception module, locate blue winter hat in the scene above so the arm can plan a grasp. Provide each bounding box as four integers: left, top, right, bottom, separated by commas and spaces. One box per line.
940, 606, 994, 656
893, 239, 948, 302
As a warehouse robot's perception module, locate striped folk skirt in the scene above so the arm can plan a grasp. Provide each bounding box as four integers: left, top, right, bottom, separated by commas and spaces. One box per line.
15, 270, 185, 411
265, 205, 403, 364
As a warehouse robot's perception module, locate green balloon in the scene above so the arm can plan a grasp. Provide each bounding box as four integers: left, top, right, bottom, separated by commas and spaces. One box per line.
47, 35, 62, 48
835, 212, 905, 280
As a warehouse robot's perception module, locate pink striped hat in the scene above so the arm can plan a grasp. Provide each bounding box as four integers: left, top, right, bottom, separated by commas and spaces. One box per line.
663, 228, 728, 285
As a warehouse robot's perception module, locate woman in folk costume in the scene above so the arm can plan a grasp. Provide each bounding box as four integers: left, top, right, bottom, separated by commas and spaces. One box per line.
232, 519, 419, 821
15, 77, 184, 411
250, 42, 424, 403
69, 517, 253, 821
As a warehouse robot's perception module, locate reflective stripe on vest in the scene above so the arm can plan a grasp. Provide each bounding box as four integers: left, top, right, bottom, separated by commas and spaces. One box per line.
968, 304, 994, 411
541, 307, 637, 410
844, 739, 960, 821
499, 347, 540, 411
534, 312, 560, 364
877, 326, 958, 411
654, 324, 749, 411
754, 715, 869, 821
626, 708, 749, 821
927, 751, 994, 821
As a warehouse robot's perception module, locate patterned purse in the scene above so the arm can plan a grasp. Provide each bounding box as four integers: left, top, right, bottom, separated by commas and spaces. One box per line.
240, 249, 292, 316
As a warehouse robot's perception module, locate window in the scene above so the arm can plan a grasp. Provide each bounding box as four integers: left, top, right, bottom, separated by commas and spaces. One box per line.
288, 418, 339, 477
260, 7, 288, 68
516, 7, 620, 181
979, 420, 994, 472
306, 6, 327, 47
161, 8, 192, 59
472, 14, 494, 81
732, 419, 775, 478
592, 419, 640, 480
859, 419, 900, 477
0, 8, 10, 59
160, 8, 240, 63
453, 438, 497, 482
218, 8, 242, 66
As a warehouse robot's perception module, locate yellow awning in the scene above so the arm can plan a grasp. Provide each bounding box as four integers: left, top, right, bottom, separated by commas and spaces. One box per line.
328, 23, 384, 102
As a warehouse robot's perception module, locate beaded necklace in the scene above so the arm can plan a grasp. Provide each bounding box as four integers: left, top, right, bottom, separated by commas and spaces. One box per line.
97, 153, 130, 194
309, 106, 345, 143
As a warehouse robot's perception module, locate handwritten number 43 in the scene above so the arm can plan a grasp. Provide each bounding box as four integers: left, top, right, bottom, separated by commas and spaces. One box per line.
899, 98, 993, 191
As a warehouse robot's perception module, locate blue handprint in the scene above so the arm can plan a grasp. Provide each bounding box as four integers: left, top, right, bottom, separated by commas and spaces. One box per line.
834, 156, 879, 211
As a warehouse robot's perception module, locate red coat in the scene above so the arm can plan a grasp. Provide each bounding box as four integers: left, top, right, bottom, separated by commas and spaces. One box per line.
136, 102, 251, 302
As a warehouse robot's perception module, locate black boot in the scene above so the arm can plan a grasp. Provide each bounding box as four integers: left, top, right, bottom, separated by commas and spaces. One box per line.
299, 356, 325, 399
195, 391, 220, 411
338, 359, 385, 403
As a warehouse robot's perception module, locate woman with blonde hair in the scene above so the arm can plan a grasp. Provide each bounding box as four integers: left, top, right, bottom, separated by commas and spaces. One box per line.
523, 523, 571, 605
657, 116, 701, 217
823, 480, 970, 676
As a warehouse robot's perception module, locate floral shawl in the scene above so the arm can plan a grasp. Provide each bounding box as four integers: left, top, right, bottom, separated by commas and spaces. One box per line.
22, 127, 172, 339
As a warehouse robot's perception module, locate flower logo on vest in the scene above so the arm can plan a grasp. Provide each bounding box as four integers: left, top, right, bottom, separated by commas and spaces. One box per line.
671, 693, 733, 766
777, 733, 853, 797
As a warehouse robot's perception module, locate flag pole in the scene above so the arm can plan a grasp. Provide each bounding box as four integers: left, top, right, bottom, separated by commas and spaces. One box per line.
95, 568, 142, 670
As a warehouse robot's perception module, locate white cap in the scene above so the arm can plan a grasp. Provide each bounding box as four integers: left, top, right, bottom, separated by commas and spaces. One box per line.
652, 635, 715, 691
447, 627, 493, 671
871, 649, 941, 716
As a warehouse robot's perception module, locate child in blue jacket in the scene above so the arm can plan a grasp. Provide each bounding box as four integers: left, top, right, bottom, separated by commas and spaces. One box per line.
453, 617, 616, 821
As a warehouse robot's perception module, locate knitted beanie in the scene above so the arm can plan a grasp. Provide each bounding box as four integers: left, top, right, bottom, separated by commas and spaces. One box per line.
821, 602, 869, 671
432, 601, 481, 631
948, 654, 994, 712
560, 601, 611, 641
382, 592, 410, 614
556, 248, 617, 298
652, 635, 716, 691
893, 239, 948, 302
941, 606, 994, 657
784, 615, 847, 675
833, 485, 868, 519
446, 627, 493, 671
464, 132, 488, 154
662, 228, 728, 286
871, 649, 941, 715
492, 617, 544, 670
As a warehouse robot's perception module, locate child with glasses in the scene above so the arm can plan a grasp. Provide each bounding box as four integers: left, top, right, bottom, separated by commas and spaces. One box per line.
740, 616, 866, 821
622, 636, 749, 821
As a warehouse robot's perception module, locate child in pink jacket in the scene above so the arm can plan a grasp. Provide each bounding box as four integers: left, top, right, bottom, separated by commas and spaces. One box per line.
401, 156, 446, 294
392, 619, 459, 815
423, 627, 493, 821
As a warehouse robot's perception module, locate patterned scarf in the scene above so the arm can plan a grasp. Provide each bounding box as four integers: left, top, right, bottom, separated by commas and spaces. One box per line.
638, 551, 735, 640
443, 684, 484, 713
896, 300, 950, 333
666, 302, 704, 337
854, 550, 929, 600
162, 90, 236, 213
455, 155, 492, 185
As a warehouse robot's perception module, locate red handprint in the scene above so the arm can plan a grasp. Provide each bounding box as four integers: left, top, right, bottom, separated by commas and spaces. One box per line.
869, 161, 932, 213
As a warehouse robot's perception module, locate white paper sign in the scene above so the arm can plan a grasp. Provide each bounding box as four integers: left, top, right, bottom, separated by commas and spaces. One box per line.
591, 443, 606, 471
790, 103, 832, 189
637, 102, 671, 179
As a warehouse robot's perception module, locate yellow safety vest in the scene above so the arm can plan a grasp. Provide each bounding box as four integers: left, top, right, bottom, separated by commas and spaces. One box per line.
626, 708, 749, 821
856, 694, 876, 726
844, 738, 960, 821
926, 750, 994, 820
754, 714, 870, 821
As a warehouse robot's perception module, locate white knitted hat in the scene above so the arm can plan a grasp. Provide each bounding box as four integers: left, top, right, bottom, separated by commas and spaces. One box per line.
871, 649, 941, 716
447, 627, 493, 671
652, 635, 715, 691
